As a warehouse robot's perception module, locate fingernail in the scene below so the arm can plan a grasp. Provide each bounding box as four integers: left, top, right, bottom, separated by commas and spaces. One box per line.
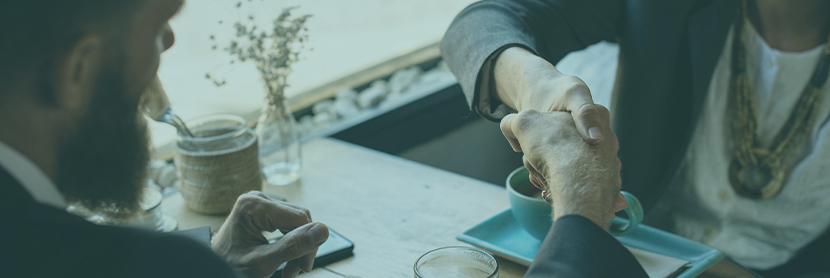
309, 223, 328, 245
588, 127, 603, 140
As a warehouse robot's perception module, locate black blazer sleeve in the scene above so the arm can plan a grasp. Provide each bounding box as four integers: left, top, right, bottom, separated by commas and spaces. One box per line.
525, 215, 647, 278
120, 233, 242, 278
439, 0, 623, 111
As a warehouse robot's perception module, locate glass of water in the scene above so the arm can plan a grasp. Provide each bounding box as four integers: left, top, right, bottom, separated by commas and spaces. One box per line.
414, 246, 499, 278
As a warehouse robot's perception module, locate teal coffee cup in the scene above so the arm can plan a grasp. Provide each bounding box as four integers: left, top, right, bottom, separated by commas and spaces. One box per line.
506, 166, 643, 241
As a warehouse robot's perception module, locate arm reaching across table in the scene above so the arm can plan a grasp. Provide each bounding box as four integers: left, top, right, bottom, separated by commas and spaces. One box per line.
441, 0, 622, 144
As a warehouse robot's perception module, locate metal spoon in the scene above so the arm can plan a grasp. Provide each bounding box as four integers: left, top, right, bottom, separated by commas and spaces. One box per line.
140, 76, 196, 137
158, 108, 196, 137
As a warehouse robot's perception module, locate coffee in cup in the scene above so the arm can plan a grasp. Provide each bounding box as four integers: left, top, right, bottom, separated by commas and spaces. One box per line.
506, 166, 643, 241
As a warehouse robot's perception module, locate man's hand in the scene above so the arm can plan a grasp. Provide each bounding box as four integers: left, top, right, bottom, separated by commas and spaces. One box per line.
493, 47, 605, 144
211, 191, 329, 278
500, 108, 626, 229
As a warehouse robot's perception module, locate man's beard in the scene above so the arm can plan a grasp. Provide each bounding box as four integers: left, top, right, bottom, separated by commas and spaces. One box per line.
55, 68, 150, 219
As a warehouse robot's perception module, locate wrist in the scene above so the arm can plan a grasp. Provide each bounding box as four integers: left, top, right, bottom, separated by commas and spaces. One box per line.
493, 47, 534, 110
548, 176, 615, 230
493, 47, 563, 111
553, 201, 608, 230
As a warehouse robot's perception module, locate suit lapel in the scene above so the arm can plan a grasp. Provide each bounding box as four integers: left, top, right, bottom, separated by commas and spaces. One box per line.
687, 0, 738, 121
0, 167, 89, 228
0, 167, 35, 213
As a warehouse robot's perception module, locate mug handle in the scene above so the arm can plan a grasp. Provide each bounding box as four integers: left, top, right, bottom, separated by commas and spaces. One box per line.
608, 191, 643, 236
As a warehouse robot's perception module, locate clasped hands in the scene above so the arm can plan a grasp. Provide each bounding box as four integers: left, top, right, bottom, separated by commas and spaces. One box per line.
496, 47, 627, 229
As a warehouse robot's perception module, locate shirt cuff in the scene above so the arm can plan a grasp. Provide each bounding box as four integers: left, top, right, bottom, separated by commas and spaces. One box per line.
475, 45, 520, 122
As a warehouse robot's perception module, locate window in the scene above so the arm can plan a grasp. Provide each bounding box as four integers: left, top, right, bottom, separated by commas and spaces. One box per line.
151, 0, 478, 152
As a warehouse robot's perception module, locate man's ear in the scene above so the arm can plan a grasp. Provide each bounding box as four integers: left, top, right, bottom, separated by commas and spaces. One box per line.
52, 36, 103, 111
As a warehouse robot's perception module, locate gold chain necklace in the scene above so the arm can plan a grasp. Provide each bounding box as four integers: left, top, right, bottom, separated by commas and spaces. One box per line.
728, 0, 830, 199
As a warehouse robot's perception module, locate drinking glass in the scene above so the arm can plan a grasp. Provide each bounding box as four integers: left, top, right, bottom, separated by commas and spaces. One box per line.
414, 246, 498, 278
175, 114, 262, 214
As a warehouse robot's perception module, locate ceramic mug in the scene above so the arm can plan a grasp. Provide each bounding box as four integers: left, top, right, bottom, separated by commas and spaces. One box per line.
506, 166, 643, 241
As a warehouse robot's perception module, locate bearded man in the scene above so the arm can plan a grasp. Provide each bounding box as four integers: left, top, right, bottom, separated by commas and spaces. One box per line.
0, 1, 329, 277
442, 0, 830, 276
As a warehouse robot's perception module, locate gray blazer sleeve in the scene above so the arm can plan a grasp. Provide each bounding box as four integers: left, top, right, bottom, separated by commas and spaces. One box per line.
440, 0, 623, 119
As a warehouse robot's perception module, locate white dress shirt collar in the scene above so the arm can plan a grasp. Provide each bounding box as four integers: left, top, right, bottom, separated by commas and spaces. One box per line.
0, 140, 66, 209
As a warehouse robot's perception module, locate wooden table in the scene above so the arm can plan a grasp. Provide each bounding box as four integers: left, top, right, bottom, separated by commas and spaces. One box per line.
162, 137, 757, 278
163, 138, 528, 277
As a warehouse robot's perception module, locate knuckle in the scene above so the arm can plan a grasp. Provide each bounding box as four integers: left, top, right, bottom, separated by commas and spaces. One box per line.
300, 208, 312, 221
546, 115, 578, 137
561, 75, 586, 86
499, 115, 516, 133
550, 111, 574, 124
235, 194, 258, 208
289, 206, 311, 223
596, 104, 610, 115
499, 116, 509, 128
515, 109, 541, 130
249, 190, 270, 199
523, 157, 534, 169
560, 76, 590, 97
517, 108, 541, 117
575, 103, 599, 119
286, 235, 304, 256
284, 232, 315, 257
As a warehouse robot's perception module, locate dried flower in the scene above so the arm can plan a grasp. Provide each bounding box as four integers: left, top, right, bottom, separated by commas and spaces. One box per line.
207, 6, 311, 106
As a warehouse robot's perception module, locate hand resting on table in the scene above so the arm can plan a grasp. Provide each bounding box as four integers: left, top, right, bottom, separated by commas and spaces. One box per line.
211, 191, 329, 278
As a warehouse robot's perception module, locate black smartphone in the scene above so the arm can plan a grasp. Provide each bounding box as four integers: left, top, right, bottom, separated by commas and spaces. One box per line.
268, 228, 354, 277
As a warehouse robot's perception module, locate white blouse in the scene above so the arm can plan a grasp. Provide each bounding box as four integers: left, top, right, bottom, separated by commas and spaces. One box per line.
649, 20, 830, 269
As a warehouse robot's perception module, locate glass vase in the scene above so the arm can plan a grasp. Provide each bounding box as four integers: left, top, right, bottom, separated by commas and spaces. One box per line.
257, 101, 302, 186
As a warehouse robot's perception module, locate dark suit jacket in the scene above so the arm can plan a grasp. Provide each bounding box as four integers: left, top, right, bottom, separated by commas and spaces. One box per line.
527, 215, 648, 277
441, 0, 830, 276
0, 168, 240, 278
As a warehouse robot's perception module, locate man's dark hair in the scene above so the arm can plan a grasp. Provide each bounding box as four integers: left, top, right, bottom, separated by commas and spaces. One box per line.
0, 0, 145, 100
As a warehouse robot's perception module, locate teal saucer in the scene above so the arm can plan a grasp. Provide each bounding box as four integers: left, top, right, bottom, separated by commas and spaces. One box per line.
457, 209, 724, 277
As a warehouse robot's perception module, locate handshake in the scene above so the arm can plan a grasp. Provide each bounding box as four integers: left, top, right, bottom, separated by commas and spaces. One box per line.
499, 107, 627, 230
